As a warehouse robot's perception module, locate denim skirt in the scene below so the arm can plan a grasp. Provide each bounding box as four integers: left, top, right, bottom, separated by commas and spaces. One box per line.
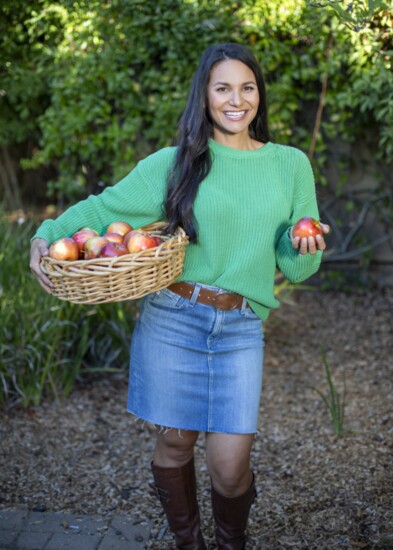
127, 283, 265, 434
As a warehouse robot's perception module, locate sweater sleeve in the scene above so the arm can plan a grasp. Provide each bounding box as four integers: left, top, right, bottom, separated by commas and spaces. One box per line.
275, 150, 323, 283
32, 150, 173, 244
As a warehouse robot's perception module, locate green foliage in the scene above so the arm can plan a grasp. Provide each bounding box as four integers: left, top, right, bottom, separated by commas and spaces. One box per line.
1, 0, 239, 201
0, 213, 137, 407
1, 0, 392, 204
240, 1, 393, 170
307, 0, 389, 31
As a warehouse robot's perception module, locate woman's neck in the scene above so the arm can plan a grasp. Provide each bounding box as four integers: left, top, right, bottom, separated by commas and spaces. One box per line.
211, 131, 264, 151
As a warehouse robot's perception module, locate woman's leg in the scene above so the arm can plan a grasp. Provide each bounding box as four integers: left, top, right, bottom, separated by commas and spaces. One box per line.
206, 432, 257, 549
154, 428, 199, 467
206, 433, 254, 496
150, 429, 207, 550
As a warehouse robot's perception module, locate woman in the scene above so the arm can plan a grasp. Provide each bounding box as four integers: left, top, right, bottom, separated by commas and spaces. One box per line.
30, 43, 329, 549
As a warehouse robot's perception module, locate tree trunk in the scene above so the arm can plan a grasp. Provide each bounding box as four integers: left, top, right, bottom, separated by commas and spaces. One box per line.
0, 147, 23, 211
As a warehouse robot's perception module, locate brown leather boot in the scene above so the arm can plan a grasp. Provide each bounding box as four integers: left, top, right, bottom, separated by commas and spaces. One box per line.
211, 473, 257, 549
150, 457, 207, 550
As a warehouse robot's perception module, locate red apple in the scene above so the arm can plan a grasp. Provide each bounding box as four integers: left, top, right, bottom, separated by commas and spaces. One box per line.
292, 217, 322, 239
154, 236, 164, 246
49, 238, 80, 261
99, 242, 128, 258
127, 233, 158, 254
102, 232, 124, 244
72, 228, 99, 253
123, 229, 146, 248
106, 221, 133, 237
84, 236, 109, 259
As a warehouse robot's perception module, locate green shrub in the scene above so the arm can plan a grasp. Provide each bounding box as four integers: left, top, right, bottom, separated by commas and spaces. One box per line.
1, 1, 391, 204
0, 212, 137, 407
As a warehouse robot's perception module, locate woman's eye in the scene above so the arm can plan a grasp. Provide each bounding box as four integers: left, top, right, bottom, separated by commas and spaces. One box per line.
216, 87, 227, 93
244, 86, 255, 92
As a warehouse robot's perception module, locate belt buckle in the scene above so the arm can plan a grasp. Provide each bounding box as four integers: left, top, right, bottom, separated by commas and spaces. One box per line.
212, 293, 238, 310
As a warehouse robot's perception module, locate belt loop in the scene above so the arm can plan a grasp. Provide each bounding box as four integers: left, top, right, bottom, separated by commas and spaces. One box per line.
241, 297, 248, 315
189, 283, 201, 306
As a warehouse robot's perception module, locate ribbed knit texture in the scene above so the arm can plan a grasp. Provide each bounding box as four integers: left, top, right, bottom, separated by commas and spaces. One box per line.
33, 140, 322, 320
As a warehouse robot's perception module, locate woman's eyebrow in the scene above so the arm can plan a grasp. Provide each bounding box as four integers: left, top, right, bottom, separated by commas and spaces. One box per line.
212, 80, 256, 86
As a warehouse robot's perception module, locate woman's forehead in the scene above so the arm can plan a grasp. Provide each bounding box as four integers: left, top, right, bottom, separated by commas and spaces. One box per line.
208, 59, 256, 84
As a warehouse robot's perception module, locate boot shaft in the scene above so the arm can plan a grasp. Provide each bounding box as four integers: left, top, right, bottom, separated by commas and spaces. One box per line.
150, 458, 207, 550
211, 473, 257, 550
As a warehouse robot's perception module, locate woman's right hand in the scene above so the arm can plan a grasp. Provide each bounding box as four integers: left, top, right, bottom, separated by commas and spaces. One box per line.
29, 238, 53, 294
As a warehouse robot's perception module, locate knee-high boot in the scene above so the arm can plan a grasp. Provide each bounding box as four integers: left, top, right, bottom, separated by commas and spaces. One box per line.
150, 457, 207, 550
211, 473, 257, 549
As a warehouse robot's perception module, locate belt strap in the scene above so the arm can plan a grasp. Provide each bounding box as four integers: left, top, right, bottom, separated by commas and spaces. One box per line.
167, 282, 249, 310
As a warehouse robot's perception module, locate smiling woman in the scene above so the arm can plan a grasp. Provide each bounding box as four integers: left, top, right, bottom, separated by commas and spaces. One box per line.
30, 42, 329, 549
206, 59, 261, 149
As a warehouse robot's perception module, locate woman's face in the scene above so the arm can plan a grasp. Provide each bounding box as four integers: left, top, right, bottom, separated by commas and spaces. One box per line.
206, 59, 259, 143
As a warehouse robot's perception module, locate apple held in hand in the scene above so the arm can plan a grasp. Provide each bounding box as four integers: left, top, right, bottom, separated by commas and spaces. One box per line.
127, 233, 159, 254
49, 238, 80, 261
84, 236, 109, 259
99, 242, 128, 258
106, 221, 133, 237
72, 228, 99, 253
292, 217, 322, 239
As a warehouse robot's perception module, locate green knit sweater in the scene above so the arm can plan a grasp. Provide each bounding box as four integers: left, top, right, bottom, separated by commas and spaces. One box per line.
33, 139, 323, 320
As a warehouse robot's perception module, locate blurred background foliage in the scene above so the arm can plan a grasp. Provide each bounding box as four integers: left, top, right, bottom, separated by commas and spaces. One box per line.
1, 0, 392, 203
1, 0, 392, 406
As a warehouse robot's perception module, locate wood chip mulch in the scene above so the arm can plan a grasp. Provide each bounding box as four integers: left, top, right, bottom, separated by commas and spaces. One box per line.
1, 288, 392, 549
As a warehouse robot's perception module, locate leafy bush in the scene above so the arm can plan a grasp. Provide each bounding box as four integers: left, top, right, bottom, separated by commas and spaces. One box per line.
1, 0, 392, 204
1, 0, 239, 202
0, 212, 138, 407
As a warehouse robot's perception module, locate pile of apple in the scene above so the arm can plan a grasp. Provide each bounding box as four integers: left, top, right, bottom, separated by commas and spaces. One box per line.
48, 221, 164, 261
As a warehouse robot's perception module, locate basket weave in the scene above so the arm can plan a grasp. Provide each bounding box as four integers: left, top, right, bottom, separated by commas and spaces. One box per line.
40, 222, 189, 305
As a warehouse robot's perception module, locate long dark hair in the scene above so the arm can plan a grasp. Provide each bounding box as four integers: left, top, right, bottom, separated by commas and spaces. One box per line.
165, 43, 270, 242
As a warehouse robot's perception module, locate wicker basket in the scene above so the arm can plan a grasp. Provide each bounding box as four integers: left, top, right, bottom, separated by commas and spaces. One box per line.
40, 222, 189, 305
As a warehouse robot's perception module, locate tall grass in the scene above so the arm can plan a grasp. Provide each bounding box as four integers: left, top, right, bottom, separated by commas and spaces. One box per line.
313, 349, 346, 437
0, 213, 138, 407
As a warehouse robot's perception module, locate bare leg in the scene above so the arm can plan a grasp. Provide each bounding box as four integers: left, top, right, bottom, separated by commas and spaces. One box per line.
153, 428, 199, 467
206, 432, 255, 496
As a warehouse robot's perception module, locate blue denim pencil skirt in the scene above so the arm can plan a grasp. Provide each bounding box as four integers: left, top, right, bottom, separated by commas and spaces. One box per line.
127, 283, 265, 434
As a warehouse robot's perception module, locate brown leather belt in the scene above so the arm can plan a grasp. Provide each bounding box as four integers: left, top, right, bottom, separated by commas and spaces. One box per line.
167, 282, 249, 310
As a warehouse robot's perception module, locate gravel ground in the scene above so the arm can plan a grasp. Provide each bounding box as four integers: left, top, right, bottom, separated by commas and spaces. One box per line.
1, 288, 392, 549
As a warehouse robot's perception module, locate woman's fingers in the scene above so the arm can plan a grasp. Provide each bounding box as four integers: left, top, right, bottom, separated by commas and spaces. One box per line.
291, 221, 329, 255
292, 235, 326, 255
315, 234, 326, 251
321, 222, 330, 234
29, 238, 53, 293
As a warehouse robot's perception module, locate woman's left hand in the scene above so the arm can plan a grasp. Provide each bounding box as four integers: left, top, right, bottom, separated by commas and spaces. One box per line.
291, 222, 330, 255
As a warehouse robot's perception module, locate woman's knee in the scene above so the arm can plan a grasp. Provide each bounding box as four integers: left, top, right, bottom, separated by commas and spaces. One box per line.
154, 429, 199, 467
209, 460, 252, 497
206, 432, 254, 496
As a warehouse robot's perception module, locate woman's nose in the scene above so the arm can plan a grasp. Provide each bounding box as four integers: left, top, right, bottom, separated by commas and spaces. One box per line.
229, 90, 242, 106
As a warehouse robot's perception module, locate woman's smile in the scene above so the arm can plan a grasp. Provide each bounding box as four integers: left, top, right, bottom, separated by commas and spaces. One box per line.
224, 110, 248, 120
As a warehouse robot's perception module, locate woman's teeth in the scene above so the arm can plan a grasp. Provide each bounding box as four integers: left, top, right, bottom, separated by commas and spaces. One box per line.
224, 111, 246, 119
